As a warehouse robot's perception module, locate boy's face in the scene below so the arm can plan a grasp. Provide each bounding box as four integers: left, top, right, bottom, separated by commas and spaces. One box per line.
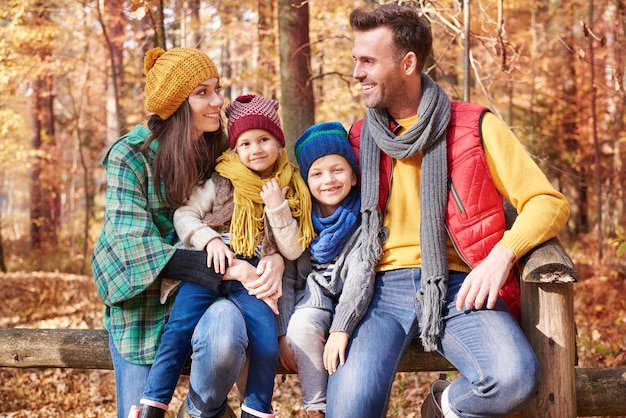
234, 129, 283, 175
307, 154, 357, 217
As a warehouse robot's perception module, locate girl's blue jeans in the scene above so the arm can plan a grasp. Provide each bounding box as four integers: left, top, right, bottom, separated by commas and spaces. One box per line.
326, 269, 539, 418
109, 298, 248, 418
143, 278, 278, 415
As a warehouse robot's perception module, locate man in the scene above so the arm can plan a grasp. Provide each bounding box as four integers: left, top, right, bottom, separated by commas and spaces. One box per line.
324, 3, 570, 418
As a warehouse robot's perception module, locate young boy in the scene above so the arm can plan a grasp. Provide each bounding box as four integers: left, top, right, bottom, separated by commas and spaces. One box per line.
278, 122, 380, 418
132, 95, 314, 418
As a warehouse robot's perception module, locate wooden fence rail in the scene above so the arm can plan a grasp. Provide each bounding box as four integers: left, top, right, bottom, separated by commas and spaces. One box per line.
0, 328, 625, 417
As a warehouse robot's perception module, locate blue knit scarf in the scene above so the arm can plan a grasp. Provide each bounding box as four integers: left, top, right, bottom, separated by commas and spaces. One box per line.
310, 188, 361, 264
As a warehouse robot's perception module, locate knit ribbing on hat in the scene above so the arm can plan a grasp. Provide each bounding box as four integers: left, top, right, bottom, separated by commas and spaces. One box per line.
224, 95, 285, 148
294, 121, 358, 182
144, 47, 220, 120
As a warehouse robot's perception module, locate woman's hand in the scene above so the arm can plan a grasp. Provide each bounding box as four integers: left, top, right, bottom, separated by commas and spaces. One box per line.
323, 331, 349, 375
205, 238, 235, 274
261, 293, 280, 315
278, 335, 298, 372
260, 178, 289, 210
244, 253, 284, 300
222, 258, 258, 282
223, 253, 284, 314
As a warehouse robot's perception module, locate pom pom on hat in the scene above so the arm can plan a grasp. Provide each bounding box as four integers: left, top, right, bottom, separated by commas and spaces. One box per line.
294, 122, 358, 183
225, 95, 285, 149
144, 47, 220, 120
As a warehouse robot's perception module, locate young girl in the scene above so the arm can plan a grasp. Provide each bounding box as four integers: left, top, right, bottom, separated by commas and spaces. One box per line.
278, 122, 378, 418
133, 95, 314, 418
92, 46, 283, 418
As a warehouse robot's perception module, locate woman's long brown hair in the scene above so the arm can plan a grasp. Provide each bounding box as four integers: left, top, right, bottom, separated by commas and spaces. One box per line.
143, 100, 229, 208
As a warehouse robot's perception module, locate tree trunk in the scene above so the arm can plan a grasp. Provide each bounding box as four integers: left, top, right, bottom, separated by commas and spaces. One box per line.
188, 0, 202, 48
30, 74, 60, 251
258, 0, 278, 99
0, 212, 5, 272
99, 0, 126, 144
587, 0, 603, 261
278, 0, 315, 160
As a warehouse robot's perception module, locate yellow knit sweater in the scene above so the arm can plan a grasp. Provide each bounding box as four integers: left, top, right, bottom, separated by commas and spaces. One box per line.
378, 112, 570, 272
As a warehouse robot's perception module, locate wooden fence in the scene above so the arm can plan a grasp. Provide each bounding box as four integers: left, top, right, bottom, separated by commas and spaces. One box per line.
1, 237, 625, 417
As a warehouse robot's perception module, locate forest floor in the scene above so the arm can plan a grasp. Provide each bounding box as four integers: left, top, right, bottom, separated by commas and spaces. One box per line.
0, 264, 625, 418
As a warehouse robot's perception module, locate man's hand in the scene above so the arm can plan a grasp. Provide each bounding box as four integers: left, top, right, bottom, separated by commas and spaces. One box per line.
455, 245, 515, 311
323, 331, 349, 375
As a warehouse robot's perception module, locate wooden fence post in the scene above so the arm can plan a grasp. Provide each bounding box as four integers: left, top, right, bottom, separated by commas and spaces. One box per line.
518, 237, 578, 418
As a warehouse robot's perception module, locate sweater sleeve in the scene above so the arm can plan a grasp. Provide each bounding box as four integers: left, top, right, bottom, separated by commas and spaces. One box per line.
173, 180, 223, 251
264, 200, 304, 261
91, 137, 176, 305
329, 226, 376, 336
481, 113, 570, 259
159, 248, 222, 291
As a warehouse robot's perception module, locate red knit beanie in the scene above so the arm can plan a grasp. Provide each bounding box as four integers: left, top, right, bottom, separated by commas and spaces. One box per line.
224, 95, 285, 149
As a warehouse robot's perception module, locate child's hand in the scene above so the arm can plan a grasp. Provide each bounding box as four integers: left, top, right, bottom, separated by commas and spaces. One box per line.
260, 178, 289, 210
323, 331, 349, 375
205, 238, 235, 274
278, 335, 298, 372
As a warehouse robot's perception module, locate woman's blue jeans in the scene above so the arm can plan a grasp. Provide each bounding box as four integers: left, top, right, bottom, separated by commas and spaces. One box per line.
142, 279, 278, 415
109, 298, 247, 418
326, 269, 539, 418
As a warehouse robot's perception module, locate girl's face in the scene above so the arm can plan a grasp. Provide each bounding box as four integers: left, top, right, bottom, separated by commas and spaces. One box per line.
188, 78, 224, 137
234, 129, 284, 176
307, 154, 357, 217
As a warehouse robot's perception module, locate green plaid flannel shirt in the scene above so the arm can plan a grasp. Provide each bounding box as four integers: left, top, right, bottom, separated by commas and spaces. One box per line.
91, 125, 177, 364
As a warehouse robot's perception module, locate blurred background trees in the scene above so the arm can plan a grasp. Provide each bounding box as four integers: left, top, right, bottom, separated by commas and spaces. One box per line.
0, 0, 624, 274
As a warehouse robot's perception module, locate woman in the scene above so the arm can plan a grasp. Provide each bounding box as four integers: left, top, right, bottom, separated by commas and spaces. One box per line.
91, 47, 284, 418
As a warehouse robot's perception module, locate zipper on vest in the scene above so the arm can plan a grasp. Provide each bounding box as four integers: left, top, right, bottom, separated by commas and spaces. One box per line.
444, 224, 474, 269
448, 179, 466, 214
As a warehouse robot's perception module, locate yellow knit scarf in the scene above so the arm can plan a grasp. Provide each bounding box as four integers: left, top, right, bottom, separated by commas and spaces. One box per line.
215, 149, 314, 258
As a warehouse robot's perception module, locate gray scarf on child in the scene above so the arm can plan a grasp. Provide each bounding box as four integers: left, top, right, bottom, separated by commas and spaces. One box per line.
360, 73, 451, 351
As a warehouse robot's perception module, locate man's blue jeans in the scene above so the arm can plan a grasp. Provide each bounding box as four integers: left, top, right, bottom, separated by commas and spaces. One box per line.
109, 298, 248, 418
326, 269, 539, 418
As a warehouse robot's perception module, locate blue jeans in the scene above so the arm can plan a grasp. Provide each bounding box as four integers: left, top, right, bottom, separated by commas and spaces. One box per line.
109, 298, 247, 418
143, 279, 278, 414
326, 269, 539, 418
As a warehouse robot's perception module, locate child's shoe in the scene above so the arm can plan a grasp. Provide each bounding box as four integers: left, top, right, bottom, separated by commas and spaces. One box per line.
240, 404, 276, 418
128, 399, 168, 418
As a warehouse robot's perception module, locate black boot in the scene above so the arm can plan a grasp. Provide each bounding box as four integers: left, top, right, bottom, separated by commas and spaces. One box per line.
421, 374, 450, 418
138, 404, 167, 418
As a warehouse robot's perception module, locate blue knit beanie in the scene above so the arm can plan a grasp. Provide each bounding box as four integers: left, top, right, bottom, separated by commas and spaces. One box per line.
294, 122, 358, 183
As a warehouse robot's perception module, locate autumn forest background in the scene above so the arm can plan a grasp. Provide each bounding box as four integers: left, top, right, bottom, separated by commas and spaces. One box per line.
0, 0, 625, 416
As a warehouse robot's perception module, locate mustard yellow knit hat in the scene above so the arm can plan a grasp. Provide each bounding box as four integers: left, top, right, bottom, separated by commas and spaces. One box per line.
143, 47, 220, 120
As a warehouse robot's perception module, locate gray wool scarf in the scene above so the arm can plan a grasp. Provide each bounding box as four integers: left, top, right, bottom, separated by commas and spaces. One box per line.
360, 73, 451, 351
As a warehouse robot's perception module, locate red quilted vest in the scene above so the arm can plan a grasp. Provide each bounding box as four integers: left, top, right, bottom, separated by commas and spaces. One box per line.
348, 102, 521, 321
445, 102, 520, 321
